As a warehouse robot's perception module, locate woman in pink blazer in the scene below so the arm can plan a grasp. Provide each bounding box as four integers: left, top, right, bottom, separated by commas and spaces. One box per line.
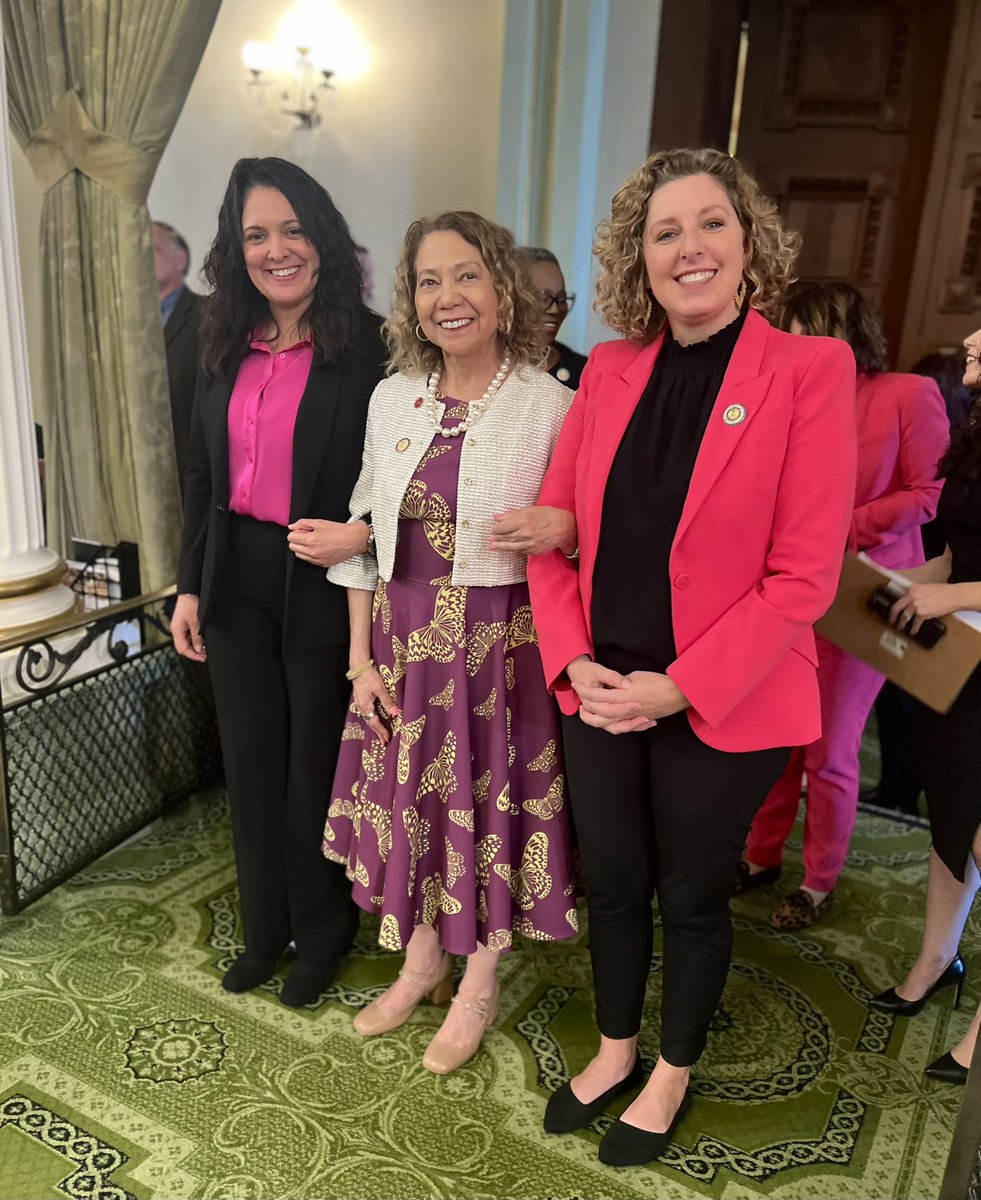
526, 148, 857, 1166
739, 283, 948, 929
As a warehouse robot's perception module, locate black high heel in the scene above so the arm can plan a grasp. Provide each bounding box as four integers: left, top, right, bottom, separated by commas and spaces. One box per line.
869, 954, 966, 1016
924, 1050, 970, 1085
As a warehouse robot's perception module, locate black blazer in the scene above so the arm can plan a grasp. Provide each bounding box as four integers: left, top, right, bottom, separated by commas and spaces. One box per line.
177, 310, 387, 649
164, 287, 205, 493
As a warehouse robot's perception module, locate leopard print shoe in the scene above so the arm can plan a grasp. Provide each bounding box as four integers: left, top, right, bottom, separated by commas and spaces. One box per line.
770, 888, 834, 930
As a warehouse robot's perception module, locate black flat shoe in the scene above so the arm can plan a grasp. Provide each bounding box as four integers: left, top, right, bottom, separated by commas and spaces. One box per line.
598, 1087, 692, 1167
869, 954, 966, 1016
925, 1050, 969, 1085
544, 1058, 645, 1134
732, 861, 781, 895
221, 953, 280, 993
280, 958, 342, 1008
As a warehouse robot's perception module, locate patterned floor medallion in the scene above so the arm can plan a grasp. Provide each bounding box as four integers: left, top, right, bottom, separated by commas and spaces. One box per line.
0, 788, 972, 1199
124, 1018, 228, 1084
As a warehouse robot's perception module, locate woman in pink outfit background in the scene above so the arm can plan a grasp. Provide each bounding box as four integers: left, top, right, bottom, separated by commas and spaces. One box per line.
739, 281, 950, 929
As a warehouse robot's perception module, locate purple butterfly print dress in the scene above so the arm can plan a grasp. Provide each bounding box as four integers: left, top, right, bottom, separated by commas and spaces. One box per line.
324, 402, 577, 955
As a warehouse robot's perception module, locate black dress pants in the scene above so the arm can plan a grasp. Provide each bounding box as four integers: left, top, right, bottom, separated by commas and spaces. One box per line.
869, 681, 922, 814
562, 710, 789, 1066
204, 514, 357, 965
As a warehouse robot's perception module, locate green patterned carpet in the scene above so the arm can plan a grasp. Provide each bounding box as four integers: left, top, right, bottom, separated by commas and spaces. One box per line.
0, 790, 973, 1200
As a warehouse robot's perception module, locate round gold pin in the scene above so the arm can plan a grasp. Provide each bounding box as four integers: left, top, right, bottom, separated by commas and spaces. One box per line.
723, 403, 747, 426
396, 438, 411, 453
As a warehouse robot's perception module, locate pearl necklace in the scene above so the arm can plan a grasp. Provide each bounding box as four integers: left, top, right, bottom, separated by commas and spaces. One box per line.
425, 357, 511, 438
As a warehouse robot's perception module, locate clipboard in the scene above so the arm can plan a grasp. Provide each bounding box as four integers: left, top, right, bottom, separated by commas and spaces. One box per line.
814, 553, 981, 713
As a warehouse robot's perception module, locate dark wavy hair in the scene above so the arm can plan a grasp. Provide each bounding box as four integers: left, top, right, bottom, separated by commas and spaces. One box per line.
776, 281, 888, 374
912, 352, 973, 431
937, 337, 981, 483
202, 157, 365, 375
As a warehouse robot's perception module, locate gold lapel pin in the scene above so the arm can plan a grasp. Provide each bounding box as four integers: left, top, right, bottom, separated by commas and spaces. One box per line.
723, 403, 748, 426
396, 437, 411, 453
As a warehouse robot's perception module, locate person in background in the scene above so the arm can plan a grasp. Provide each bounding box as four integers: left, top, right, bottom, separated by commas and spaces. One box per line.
521, 247, 588, 390
869, 325, 981, 1087
528, 147, 856, 1167
867, 349, 973, 814
738, 282, 948, 928
325, 211, 578, 1076
171, 158, 386, 1007
154, 221, 204, 495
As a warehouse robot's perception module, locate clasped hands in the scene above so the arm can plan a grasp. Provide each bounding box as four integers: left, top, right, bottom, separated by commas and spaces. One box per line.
567, 655, 690, 734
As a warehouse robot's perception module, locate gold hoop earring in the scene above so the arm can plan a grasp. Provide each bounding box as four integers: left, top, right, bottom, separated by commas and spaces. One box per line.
415, 322, 428, 342
734, 276, 748, 310
644, 295, 653, 326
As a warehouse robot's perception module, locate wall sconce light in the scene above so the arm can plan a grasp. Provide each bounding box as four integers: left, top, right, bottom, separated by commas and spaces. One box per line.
241, 39, 334, 131
240, 2, 369, 134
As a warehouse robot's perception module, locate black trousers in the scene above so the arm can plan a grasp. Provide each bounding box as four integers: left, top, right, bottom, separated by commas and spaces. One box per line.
204, 514, 357, 965
870, 681, 922, 814
562, 710, 789, 1066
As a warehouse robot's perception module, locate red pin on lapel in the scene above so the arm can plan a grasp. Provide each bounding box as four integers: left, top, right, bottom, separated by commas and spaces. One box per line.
414, 397, 424, 408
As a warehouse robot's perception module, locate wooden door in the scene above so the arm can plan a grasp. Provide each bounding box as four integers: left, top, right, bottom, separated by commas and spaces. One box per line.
701, 0, 954, 364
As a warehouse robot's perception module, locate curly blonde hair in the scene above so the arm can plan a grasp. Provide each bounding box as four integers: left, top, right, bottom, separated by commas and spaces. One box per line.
385, 212, 546, 376
594, 147, 800, 343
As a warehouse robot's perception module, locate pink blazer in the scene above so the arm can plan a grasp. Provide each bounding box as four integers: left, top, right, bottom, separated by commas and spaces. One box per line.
527, 309, 857, 753
850, 371, 947, 570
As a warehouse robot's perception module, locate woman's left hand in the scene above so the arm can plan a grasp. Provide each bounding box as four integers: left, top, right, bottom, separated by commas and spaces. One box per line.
578, 670, 690, 734
889, 583, 964, 635
287, 519, 369, 567
490, 506, 577, 556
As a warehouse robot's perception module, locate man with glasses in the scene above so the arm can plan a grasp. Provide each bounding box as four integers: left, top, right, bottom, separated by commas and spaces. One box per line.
521, 247, 588, 389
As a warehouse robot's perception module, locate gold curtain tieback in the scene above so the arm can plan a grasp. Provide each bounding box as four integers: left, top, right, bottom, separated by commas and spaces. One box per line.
23, 90, 159, 206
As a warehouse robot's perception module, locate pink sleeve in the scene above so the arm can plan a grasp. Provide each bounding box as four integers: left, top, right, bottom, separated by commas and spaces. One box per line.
850, 376, 948, 551
527, 360, 594, 714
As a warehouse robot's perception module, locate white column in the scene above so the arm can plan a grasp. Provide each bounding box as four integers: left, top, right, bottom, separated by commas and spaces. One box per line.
0, 6, 75, 631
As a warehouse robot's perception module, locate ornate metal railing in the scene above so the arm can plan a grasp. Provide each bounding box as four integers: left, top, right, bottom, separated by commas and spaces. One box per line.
0, 587, 222, 915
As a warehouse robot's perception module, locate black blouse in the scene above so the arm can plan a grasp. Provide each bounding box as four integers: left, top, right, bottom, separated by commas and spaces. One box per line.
936, 465, 981, 586
591, 311, 746, 674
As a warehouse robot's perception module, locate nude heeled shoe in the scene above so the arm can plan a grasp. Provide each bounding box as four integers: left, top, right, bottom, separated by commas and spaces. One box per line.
353, 954, 454, 1037
422, 990, 498, 1075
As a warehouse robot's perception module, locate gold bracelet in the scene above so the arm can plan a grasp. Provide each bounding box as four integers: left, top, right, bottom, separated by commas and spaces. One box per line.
345, 658, 375, 681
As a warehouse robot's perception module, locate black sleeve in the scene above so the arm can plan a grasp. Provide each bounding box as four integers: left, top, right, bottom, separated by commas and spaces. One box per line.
176, 365, 212, 594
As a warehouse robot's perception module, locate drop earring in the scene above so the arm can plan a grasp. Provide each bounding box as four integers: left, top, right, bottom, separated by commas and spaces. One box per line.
644, 294, 653, 325
734, 276, 748, 310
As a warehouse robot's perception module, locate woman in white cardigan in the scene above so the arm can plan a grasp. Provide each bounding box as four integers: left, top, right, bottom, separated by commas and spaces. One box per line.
324, 211, 578, 1074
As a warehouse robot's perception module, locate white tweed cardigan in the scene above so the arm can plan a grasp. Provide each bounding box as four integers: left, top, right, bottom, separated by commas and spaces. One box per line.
328, 365, 573, 590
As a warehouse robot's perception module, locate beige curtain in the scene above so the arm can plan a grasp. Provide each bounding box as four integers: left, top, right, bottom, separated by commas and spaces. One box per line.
2, 0, 221, 588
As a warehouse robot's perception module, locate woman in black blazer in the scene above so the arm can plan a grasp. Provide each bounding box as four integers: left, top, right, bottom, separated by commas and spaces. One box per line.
172, 157, 386, 1006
